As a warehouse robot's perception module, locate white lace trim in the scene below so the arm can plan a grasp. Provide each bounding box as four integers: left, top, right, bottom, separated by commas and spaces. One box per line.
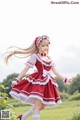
12, 81, 17, 85
25, 62, 34, 68
43, 69, 52, 77
22, 90, 43, 96
9, 91, 62, 106
35, 54, 54, 67
22, 77, 58, 87
25, 53, 55, 68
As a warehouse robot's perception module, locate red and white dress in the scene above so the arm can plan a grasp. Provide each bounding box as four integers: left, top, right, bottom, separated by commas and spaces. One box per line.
9, 54, 62, 106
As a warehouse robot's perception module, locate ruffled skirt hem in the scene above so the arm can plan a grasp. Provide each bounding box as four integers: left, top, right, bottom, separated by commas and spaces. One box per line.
9, 91, 62, 106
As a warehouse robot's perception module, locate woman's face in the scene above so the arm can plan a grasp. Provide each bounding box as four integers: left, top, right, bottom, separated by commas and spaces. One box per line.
38, 40, 50, 54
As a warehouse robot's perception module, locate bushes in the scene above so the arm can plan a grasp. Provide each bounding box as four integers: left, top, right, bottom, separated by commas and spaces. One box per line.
0, 84, 16, 120
60, 92, 70, 100
10, 99, 27, 107
70, 113, 80, 120
68, 93, 80, 101
60, 91, 80, 101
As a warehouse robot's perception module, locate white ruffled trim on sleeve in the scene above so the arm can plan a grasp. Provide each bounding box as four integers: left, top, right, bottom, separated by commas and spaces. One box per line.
25, 54, 36, 67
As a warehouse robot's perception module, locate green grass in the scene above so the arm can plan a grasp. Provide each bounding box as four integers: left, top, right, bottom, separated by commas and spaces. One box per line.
13, 101, 80, 120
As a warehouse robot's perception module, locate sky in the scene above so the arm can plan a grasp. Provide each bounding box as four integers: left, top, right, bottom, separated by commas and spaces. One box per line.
0, 0, 80, 82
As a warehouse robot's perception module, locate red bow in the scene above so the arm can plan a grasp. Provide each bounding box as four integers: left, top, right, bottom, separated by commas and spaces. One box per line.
40, 53, 46, 56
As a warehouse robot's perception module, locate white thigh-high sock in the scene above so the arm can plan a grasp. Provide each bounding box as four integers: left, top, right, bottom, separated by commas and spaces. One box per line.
33, 114, 40, 120
22, 108, 33, 120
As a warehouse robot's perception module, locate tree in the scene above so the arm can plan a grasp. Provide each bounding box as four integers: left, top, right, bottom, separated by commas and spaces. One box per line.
68, 74, 80, 94
2, 73, 29, 97
2, 73, 19, 97
55, 77, 68, 92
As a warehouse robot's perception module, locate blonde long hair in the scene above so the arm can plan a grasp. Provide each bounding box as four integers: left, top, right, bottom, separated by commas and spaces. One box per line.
5, 41, 38, 64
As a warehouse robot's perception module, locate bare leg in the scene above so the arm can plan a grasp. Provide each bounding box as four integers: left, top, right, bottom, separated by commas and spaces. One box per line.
32, 98, 42, 120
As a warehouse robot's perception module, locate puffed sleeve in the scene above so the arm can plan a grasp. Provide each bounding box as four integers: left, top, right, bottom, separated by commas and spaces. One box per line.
52, 61, 55, 67
50, 56, 55, 67
25, 54, 36, 67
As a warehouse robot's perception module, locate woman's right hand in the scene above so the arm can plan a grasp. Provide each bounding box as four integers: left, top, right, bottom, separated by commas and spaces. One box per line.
11, 80, 18, 87
64, 78, 72, 85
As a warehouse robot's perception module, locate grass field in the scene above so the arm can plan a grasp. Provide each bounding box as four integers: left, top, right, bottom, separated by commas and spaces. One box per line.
14, 101, 80, 120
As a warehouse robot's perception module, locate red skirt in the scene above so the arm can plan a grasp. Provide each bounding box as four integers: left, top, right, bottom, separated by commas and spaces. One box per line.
9, 78, 62, 106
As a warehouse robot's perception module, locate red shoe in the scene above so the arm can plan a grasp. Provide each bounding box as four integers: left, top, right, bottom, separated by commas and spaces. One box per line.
17, 114, 23, 120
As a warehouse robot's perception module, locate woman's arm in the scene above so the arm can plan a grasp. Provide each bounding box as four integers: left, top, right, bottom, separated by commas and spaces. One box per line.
12, 65, 31, 87
51, 66, 65, 82
16, 65, 31, 80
